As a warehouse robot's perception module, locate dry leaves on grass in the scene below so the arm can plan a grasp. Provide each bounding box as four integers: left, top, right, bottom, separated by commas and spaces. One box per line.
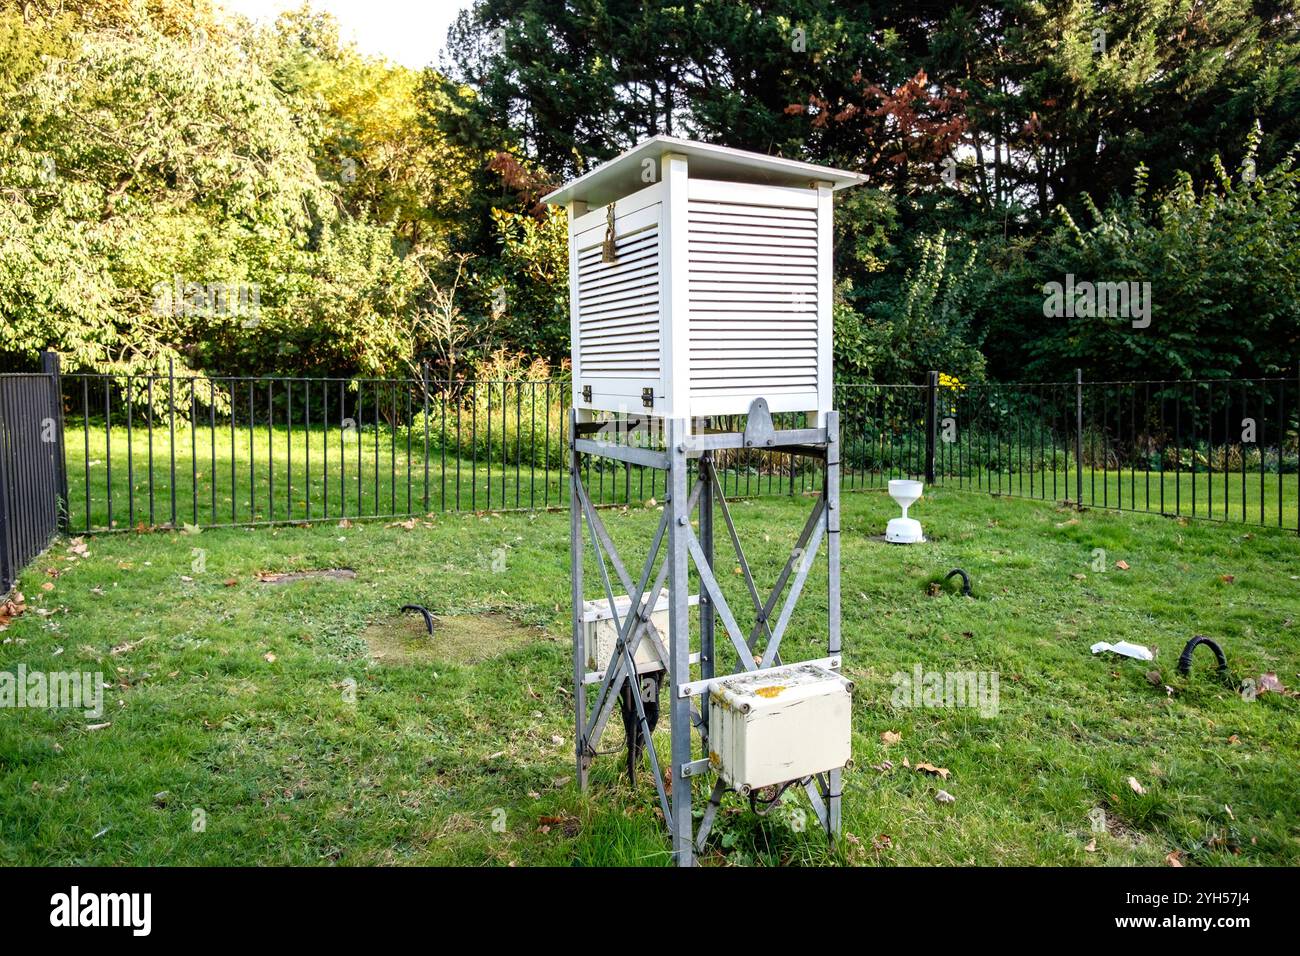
1257, 673, 1286, 695
0, 591, 26, 630
1127, 776, 1146, 795
537, 814, 580, 837
880, 730, 901, 746
915, 762, 951, 780
110, 636, 150, 656
1115, 560, 1130, 571
1165, 850, 1184, 867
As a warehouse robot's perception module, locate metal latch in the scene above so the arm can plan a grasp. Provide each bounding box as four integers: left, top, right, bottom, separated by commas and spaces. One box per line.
641, 387, 654, 409
582, 384, 592, 403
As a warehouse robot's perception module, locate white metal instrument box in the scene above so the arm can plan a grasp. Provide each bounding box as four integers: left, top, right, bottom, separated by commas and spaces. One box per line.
582, 589, 698, 674
708, 662, 853, 793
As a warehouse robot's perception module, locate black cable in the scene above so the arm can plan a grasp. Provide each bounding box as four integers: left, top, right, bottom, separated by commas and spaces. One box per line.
944, 568, 973, 596
749, 777, 809, 816
399, 604, 435, 634
1177, 635, 1234, 685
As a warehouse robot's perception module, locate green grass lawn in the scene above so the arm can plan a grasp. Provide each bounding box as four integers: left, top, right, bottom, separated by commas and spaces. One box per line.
2, 487, 1298, 865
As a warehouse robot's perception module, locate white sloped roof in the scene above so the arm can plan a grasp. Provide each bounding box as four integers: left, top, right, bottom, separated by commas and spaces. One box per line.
542, 134, 866, 208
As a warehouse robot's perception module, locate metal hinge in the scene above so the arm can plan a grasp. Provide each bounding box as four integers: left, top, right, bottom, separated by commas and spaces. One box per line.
582, 384, 592, 403
641, 387, 654, 409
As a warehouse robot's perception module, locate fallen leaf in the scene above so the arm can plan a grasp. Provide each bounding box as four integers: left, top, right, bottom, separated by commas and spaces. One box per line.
1165, 850, 1183, 867
1115, 560, 1130, 571
1227, 734, 1240, 745
915, 762, 951, 780
1127, 776, 1146, 795
880, 730, 901, 746
85, 722, 111, 731
263, 652, 277, 663
1221, 574, 1235, 583
40, 582, 54, 592
1072, 572, 1087, 581
1257, 673, 1285, 694
872, 834, 893, 851
1085, 839, 1097, 853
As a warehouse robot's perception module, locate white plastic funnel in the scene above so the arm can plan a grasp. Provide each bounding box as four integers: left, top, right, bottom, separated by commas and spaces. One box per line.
886, 480, 925, 544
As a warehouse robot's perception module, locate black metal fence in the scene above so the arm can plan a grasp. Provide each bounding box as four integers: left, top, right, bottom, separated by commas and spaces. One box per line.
0, 356, 67, 594
0, 364, 1293, 559
840, 373, 1300, 530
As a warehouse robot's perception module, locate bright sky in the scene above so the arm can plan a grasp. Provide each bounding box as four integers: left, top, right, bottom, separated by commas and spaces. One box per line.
217, 0, 476, 69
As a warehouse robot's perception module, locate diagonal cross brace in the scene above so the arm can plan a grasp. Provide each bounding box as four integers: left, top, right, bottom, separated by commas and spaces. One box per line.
746, 496, 825, 666
760, 514, 827, 668
707, 462, 772, 649
578, 474, 706, 754
684, 526, 758, 673
578, 482, 671, 672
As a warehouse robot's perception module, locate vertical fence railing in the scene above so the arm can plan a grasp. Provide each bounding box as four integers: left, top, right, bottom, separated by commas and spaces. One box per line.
0, 359, 64, 594
917, 371, 1299, 531
32, 369, 1298, 535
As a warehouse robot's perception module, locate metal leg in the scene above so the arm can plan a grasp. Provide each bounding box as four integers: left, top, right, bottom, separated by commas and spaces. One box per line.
825, 410, 842, 839
570, 409, 588, 790
699, 453, 714, 686
668, 418, 694, 866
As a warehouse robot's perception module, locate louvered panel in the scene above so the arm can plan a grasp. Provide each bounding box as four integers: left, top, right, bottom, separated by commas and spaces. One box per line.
577, 214, 662, 377
687, 197, 820, 396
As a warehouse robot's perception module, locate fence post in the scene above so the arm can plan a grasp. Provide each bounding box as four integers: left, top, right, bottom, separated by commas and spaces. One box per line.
1074, 368, 1084, 509
40, 351, 70, 533
925, 370, 938, 484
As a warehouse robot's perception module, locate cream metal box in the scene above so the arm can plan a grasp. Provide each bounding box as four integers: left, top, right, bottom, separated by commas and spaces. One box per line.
582, 589, 698, 674
708, 662, 853, 793
543, 136, 864, 427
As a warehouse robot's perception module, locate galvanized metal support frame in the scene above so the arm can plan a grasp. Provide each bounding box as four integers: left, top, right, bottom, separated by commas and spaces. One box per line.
570, 409, 844, 866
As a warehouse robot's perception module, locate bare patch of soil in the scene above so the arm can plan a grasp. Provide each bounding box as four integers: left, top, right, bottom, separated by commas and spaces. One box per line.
363, 611, 540, 665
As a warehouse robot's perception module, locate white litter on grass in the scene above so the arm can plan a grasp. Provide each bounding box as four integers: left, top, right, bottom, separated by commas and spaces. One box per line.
1090, 641, 1154, 661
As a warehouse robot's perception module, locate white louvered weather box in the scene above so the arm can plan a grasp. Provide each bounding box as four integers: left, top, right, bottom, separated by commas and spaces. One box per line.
543, 136, 864, 426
